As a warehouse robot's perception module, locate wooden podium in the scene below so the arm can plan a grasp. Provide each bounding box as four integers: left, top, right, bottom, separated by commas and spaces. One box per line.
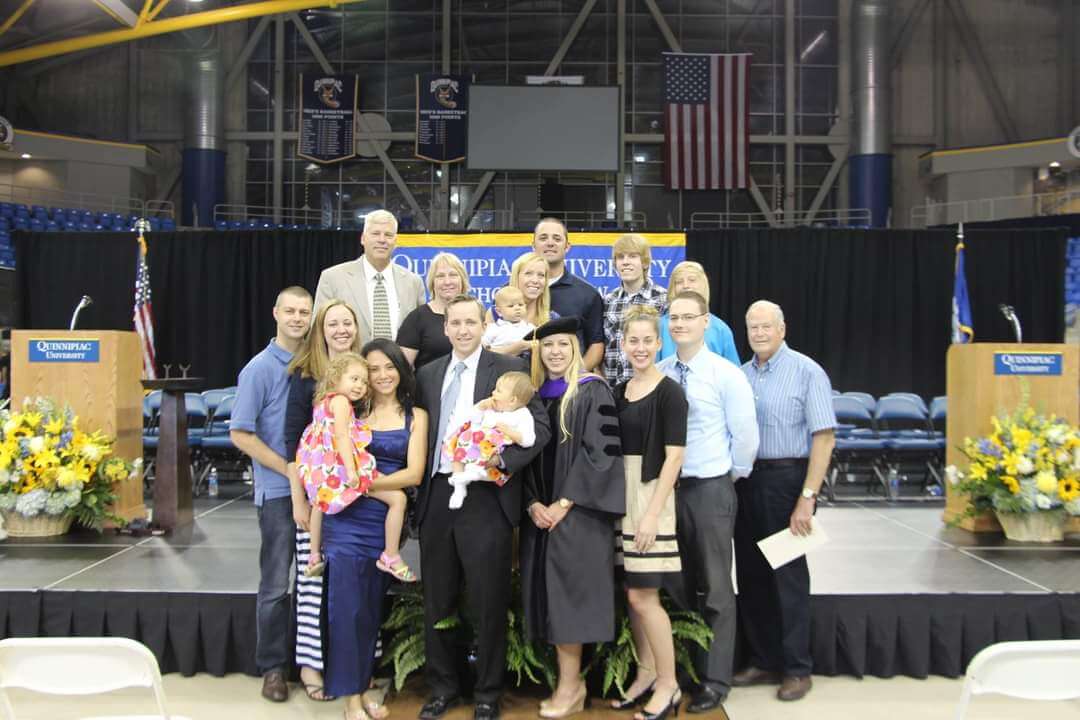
10, 330, 146, 524
945, 343, 1080, 532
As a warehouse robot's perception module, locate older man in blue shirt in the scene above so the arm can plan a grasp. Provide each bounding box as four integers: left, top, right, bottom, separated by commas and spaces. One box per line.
658, 290, 758, 717
230, 286, 313, 703
734, 300, 836, 702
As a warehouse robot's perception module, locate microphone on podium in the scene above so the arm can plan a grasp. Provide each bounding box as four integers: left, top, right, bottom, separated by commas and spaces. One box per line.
998, 303, 1022, 343
69, 295, 93, 331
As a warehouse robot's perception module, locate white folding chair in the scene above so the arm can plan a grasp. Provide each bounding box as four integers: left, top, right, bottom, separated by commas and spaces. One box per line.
955, 639, 1080, 720
0, 637, 190, 720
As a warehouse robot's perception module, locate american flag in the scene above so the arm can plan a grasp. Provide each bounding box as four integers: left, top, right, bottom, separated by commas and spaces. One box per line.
663, 52, 751, 190
134, 228, 157, 379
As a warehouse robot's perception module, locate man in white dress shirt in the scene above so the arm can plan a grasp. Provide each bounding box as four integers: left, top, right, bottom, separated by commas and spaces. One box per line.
314, 209, 425, 346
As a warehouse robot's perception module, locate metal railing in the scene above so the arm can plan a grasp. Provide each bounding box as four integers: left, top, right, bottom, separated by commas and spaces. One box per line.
689, 208, 872, 229
517, 209, 649, 230
909, 189, 1080, 228
212, 203, 326, 227
0, 182, 173, 220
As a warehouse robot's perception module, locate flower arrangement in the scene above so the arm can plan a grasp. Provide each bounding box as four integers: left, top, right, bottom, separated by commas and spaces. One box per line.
0, 397, 135, 531
947, 403, 1080, 519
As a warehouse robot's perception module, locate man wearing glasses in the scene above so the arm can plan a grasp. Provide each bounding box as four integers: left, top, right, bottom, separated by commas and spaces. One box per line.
657, 290, 759, 717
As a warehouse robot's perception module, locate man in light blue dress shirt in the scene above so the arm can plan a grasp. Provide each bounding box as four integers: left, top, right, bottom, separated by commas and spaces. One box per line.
734, 300, 836, 703
658, 290, 758, 716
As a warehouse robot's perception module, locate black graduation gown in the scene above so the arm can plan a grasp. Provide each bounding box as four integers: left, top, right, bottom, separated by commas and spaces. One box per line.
521, 377, 625, 644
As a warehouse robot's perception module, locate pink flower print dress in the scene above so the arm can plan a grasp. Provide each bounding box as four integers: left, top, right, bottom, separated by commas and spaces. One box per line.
442, 416, 510, 486
297, 393, 378, 514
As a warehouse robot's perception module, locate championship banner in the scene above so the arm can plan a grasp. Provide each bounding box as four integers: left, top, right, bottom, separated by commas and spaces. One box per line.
395, 232, 685, 306
415, 74, 468, 163
298, 74, 358, 164
0, 115, 12, 152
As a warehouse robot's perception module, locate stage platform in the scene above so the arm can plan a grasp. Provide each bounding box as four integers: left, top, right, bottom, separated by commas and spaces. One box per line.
2, 487, 1079, 680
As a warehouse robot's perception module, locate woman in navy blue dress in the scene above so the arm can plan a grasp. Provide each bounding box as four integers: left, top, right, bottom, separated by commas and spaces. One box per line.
323, 338, 428, 720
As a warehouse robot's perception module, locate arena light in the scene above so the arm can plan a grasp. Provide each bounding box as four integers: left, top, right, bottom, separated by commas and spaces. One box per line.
20, 153, 30, 159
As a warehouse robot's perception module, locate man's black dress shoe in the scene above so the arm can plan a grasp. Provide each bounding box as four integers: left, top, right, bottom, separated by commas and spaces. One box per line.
418, 695, 463, 720
474, 701, 500, 720
687, 686, 725, 714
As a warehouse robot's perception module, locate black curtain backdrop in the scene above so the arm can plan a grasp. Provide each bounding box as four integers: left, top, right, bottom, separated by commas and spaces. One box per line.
687, 227, 1066, 399
14, 227, 1065, 396
16, 230, 358, 389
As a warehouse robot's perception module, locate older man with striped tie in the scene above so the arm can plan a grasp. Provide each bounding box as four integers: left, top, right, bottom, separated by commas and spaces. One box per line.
314, 209, 426, 345
733, 300, 836, 702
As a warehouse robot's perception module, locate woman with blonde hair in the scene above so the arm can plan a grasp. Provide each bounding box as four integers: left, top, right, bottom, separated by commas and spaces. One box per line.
611, 304, 688, 720
485, 251, 557, 356
521, 316, 625, 719
657, 261, 739, 365
397, 252, 471, 369
282, 299, 362, 703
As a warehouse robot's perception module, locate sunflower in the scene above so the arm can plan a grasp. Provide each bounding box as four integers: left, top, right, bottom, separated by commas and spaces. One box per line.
1001, 475, 1020, 494
1059, 477, 1079, 503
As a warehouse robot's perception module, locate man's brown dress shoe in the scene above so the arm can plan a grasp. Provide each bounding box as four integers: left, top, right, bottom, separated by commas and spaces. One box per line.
777, 675, 812, 701
731, 667, 782, 687
261, 670, 289, 702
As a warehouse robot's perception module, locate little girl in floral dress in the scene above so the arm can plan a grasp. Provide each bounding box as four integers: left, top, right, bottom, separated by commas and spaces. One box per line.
297, 352, 415, 581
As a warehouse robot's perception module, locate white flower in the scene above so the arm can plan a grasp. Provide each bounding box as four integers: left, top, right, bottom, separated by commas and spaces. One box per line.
2, 419, 15, 435
1056, 450, 1070, 464
1036, 493, 1053, 510
80, 444, 102, 462
0, 468, 9, 486
1016, 456, 1035, 475
945, 465, 963, 485
1046, 425, 1068, 445
1074, 447, 1080, 470
28, 436, 45, 454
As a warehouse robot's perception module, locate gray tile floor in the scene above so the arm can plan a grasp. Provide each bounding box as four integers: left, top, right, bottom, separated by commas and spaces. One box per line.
3, 491, 1078, 594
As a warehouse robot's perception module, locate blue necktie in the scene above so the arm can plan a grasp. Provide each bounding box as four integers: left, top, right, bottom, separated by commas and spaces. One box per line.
676, 360, 689, 390
434, 361, 467, 476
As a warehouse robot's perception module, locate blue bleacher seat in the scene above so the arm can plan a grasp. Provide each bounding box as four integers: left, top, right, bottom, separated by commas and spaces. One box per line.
881, 392, 928, 415
45, 221, 58, 231
214, 220, 228, 230
841, 391, 876, 412
230, 220, 243, 229
14, 219, 28, 231
162, 219, 176, 231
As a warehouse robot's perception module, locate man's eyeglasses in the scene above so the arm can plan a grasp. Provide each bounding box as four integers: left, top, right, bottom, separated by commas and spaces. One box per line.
669, 313, 705, 323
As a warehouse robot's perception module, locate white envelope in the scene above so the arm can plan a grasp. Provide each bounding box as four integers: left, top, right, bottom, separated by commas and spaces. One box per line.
756, 518, 829, 569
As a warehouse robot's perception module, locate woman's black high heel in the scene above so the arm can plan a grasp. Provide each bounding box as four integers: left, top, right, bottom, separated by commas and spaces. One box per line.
634, 688, 682, 720
610, 680, 656, 710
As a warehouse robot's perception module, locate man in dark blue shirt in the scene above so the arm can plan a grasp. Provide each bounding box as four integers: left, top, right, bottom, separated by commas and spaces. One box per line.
230, 286, 313, 703
532, 217, 605, 371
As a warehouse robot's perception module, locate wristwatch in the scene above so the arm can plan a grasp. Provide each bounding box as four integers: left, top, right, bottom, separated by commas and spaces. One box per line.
801, 487, 817, 500
558, 498, 571, 509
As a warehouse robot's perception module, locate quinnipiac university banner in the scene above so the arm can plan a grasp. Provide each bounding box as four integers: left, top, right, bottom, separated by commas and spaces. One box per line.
394, 232, 686, 306
298, 74, 358, 164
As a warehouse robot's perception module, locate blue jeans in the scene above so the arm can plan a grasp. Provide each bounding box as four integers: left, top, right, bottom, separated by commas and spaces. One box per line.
256, 496, 295, 674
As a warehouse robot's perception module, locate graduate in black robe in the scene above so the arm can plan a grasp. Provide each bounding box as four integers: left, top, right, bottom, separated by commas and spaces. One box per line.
520, 317, 625, 718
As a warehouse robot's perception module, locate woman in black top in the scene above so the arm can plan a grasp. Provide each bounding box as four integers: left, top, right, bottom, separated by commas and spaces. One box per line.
611, 305, 687, 720
282, 299, 362, 703
396, 251, 470, 369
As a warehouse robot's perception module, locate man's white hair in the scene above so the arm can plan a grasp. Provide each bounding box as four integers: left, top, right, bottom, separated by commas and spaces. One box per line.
363, 209, 398, 233
745, 299, 784, 325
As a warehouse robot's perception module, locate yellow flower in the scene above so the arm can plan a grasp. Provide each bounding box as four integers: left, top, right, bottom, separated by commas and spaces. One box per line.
1001, 475, 1020, 494
1012, 427, 1033, 450
56, 467, 80, 490
1002, 453, 1020, 476
1059, 477, 1080, 503
21, 411, 42, 429
1035, 470, 1057, 494
44, 415, 65, 435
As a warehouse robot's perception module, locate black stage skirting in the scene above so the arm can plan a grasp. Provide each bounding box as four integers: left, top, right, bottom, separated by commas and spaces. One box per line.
3, 590, 1078, 679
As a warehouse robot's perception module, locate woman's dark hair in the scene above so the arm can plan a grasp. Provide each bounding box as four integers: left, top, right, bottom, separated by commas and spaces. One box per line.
360, 338, 416, 414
